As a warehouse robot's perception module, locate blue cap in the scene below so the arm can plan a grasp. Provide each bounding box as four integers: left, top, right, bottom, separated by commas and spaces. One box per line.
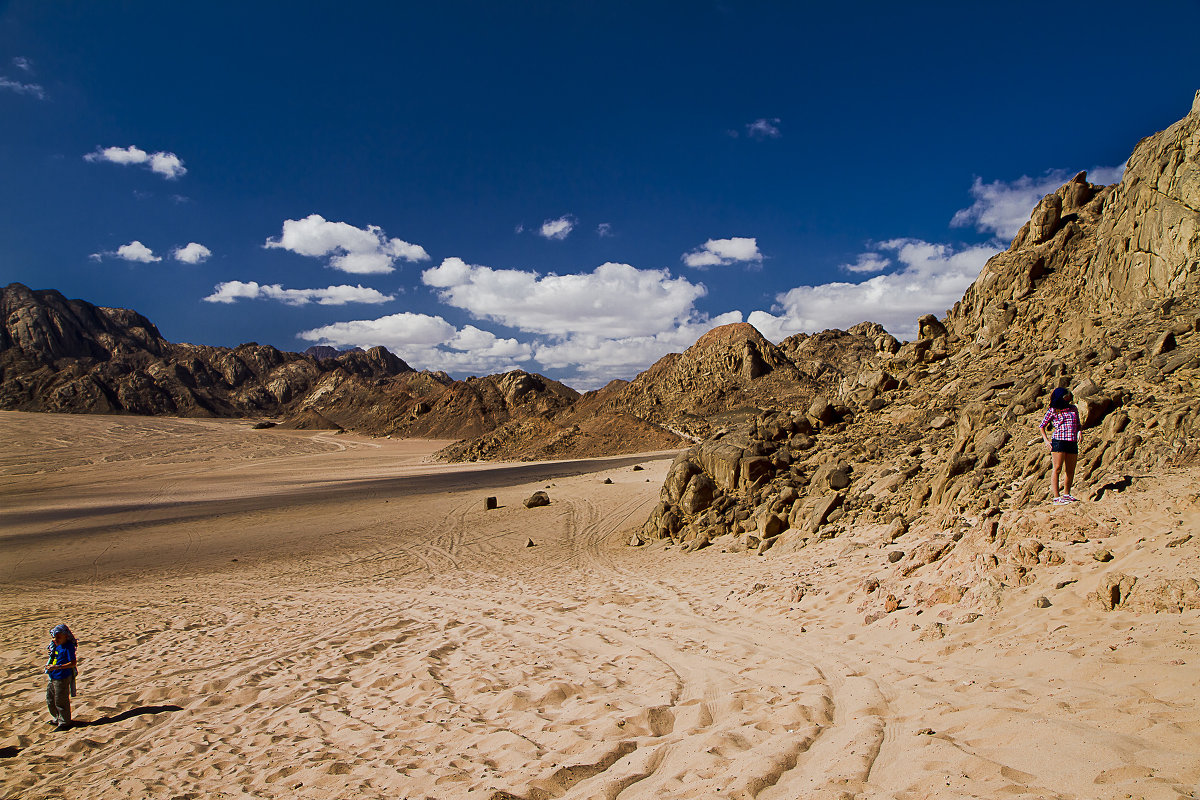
1050, 387, 1071, 409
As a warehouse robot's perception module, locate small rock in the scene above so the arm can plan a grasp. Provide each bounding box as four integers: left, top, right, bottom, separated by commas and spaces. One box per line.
1166, 534, 1192, 548
929, 415, 953, 430
525, 538, 536, 547
887, 551, 905, 563
632, 465, 644, 471
524, 491, 551, 508
915, 728, 935, 736
1093, 549, 1114, 562
828, 467, 851, 490
1054, 579, 1077, 590
960, 613, 983, 624
1152, 331, 1176, 355
485, 496, 498, 510
1035, 596, 1052, 608
885, 594, 900, 613
603, 478, 613, 484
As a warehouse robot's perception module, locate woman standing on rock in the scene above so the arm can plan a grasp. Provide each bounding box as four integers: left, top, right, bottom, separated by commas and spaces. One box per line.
1040, 387, 1080, 504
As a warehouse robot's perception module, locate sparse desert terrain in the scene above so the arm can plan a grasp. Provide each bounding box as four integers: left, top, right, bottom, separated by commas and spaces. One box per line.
2, 411, 1198, 800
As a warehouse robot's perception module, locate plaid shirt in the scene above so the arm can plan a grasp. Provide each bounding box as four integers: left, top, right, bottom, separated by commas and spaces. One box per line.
1040, 406, 1080, 442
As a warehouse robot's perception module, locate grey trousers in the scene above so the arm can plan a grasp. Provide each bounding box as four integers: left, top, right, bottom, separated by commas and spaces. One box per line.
46, 678, 71, 725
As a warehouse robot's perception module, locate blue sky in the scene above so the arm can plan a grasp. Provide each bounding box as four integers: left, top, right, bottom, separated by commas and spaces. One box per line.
2, 2, 1197, 389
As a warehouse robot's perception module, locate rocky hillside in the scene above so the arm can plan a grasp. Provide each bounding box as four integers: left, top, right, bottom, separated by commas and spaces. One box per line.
0, 284, 580, 440
635, 91, 1200, 617
438, 320, 890, 460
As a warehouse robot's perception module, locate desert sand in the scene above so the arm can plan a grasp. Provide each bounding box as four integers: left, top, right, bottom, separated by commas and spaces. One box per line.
1, 411, 1198, 800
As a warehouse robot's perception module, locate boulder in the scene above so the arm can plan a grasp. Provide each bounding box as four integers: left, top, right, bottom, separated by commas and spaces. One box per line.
523, 491, 550, 508
663, 454, 703, 503
807, 396, 837, 426
680, 474, 717, 515
695, 441, 746, 492
918, 314, 948, 340
1078, 395, 1114, 428
739, 456, 773, 489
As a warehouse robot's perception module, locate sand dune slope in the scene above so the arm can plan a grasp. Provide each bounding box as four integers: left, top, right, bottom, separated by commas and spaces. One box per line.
1, 413, 1197, 799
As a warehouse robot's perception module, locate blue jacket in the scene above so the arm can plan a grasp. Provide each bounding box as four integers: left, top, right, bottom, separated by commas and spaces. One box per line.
46, 642, 75, 681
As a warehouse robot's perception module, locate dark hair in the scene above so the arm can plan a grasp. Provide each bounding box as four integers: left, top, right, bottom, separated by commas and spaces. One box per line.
1049, 387, 1073, 409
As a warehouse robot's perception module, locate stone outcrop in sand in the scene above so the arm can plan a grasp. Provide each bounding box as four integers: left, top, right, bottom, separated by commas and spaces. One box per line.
635, 91, 1200, 617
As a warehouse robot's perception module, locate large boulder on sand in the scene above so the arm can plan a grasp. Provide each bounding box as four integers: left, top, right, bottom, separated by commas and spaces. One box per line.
524, 491, 550, 508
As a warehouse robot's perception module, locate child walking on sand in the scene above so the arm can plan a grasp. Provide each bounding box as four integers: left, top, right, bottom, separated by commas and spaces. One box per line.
1039, 387, 1081, 504
45, 623, 77, 731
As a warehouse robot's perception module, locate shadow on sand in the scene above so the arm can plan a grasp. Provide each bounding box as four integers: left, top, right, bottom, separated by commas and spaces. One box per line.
76, 704, 184, 727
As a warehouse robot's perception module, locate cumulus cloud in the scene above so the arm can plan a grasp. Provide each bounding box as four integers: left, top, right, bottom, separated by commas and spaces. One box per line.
422, 258, 707, 338
173, 242, 212, 264
204, 281, 393, 306
539, 215, 576, 240
533, 312, 745, 390
745, 117, 782, 139
298, 313, 532, 374
682, 237, 763, 268
747, 238, 998, 342
84, 145, 187, 179
264, 214, 429, 274
950, 165, 1126, 240
93, 241, 162, 263
0, 75, 46, 99
840, 252, 891, 274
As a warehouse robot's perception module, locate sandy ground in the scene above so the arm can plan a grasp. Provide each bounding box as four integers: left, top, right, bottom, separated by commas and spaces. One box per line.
1, 411, 1198, 800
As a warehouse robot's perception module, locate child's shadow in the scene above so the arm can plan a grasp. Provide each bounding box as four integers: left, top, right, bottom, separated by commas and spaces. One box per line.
77, 704, 184, 727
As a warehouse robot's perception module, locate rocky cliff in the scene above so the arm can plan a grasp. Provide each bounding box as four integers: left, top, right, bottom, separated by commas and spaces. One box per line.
635, 91, 1200, 617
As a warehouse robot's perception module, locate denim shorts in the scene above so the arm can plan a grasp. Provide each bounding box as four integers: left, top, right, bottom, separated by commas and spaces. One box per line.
1050, 439, 1078, 454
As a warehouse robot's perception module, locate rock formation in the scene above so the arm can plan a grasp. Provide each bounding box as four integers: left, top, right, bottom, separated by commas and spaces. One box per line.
439, 319, 888, 460
634, 91, 1200, 617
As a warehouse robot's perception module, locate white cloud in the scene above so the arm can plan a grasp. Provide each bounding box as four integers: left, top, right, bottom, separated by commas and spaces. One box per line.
173, 242, 212, 264
13, 57, 32, 72
264, 214, 429, 274
148, 152, 186, 179
539, 215, 576, 240
204, 281, 394, 306
114, 241, 162, 263
745, 118, 781, 139
950, 165, 1126, 240
422, 258, 708, 338
298, 313, 532, 374
682, 237, 763, 268
533, 312, 744, 390
596, 222, 614, 238
840, 252, 891, 274
84, 145, 187, 179
0, 75, 46, 99
747, 238, 998, 342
